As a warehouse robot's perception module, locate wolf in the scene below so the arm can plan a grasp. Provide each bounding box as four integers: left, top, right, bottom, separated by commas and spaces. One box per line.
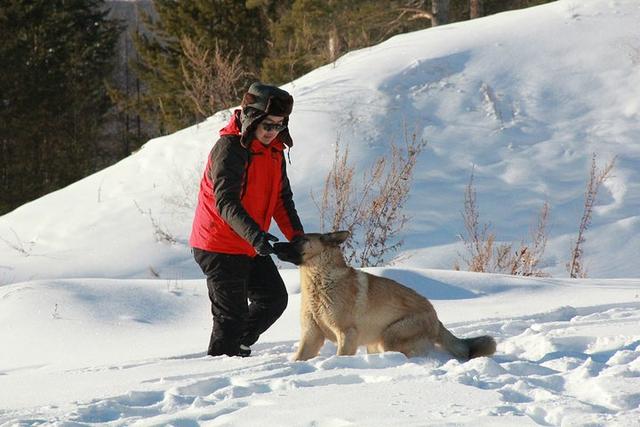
273, 231, 496, 361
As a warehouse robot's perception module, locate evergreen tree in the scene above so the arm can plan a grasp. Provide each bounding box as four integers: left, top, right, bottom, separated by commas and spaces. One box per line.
262, 0, 432, 85
132, 0, 270, 134
104, 0, 153, 161
262, 0, 556, 84
473, 0, 556, 17
0, 0, 120, 215
433, 0, 556, 22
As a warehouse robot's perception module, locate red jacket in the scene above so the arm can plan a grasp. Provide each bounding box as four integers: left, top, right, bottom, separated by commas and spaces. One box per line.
190, 110, 304, 256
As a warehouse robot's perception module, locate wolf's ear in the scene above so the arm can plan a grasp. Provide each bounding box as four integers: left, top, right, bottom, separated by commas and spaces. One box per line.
321, 231, 350, 246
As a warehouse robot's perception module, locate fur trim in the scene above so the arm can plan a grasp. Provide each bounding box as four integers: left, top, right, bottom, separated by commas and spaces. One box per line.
241, 82, 294, 117
264, 95, 293, 116
240, 83, 295, 147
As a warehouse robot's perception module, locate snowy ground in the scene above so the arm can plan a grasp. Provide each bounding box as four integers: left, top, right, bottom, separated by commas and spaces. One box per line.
1, 270, 639, 426
1, 0, 640, 425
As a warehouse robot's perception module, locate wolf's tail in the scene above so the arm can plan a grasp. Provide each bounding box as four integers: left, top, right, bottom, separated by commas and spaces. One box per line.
436, 321, 496, 360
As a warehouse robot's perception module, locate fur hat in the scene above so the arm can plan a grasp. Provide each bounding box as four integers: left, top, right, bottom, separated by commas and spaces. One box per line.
241, 82, 293, 116
239, 83, 294, 147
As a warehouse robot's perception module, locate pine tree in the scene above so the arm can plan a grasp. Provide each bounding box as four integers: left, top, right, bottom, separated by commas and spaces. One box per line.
104, 0, 153, 160
262, 0, 556, 84
0, 0, 120, 215
131, 0, 270, 134
483, 0, 555, 15
262, 0, 430, 85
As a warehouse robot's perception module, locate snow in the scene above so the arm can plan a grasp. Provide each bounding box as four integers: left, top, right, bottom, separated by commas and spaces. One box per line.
1, 0, 639, 425
1, 272, 639, 425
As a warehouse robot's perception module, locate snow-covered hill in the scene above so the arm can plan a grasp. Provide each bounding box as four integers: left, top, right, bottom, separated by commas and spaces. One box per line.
1, 0, 639, 281
1, 1, 639, 425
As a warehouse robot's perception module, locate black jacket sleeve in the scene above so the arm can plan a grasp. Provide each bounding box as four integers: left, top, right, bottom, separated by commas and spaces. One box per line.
274, 154, 304, 239
209, 136, 262, 246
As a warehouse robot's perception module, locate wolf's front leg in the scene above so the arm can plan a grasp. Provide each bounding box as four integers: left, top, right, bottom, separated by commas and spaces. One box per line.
294, 312, 325, 361
336, 327, 358, 356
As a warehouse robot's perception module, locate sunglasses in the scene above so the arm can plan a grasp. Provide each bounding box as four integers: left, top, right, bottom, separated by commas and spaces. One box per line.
260, 122, 286, 132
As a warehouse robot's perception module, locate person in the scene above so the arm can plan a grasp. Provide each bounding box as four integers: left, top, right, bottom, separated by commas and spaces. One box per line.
190, 82, 304, 357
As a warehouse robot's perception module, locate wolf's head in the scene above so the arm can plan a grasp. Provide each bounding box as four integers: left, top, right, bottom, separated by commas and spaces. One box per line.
273, 231, 350, 266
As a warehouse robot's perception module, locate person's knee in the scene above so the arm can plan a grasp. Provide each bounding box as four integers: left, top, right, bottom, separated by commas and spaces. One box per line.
272, 292, 288, 317
257, 292, 288, 319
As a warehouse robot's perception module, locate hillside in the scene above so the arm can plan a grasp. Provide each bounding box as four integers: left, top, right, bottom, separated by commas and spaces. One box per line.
1, 0, 639, 283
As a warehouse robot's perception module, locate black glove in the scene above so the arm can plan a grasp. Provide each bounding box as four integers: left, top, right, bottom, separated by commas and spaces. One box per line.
273, 235, 304, 265
253, 232, 279, 256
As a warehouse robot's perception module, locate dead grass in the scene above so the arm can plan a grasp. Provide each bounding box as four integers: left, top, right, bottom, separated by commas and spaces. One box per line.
455, 170, 549, 276
180, 36, 249, 121
567, 153, 616, 278
314, 128, 426, 267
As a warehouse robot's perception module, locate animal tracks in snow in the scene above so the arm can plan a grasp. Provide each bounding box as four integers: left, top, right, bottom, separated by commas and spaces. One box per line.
1, 302, 638, 426
443, 303, 640, 425
60, 351, 412, 426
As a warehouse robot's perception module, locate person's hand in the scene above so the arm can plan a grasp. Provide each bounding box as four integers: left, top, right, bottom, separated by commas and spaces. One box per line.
253, 232, 279, 256
273, 235, 305, 265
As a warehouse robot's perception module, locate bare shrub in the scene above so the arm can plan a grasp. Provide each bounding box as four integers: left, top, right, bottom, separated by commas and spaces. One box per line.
316, 142, 356, 236
162, 161, 203, 221
505, 201, 549, 276
148, 266, 161, 278
567, 153, 616, 278
457, 171, 549, 276
458, 171, 494, 272
52, 304, 62, 320
314, 130, 426, 267
180, 36, 249, 121
134, 201, 177, 244
0, 228, 35, 257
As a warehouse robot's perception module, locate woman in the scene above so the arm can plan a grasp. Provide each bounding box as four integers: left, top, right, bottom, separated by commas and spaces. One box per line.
190, 82, 304, 357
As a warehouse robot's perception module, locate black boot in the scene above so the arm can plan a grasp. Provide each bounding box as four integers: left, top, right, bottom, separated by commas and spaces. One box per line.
207, 337, 251, 358
237, 344, 251, 357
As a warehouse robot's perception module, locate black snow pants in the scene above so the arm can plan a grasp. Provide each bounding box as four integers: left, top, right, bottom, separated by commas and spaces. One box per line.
193, 248, 288, 357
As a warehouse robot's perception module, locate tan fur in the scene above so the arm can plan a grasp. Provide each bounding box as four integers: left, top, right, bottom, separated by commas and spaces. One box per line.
292, 232, 497, 361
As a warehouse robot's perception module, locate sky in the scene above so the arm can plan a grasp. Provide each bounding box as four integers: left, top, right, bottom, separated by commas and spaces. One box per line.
1, 0, 639, 425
